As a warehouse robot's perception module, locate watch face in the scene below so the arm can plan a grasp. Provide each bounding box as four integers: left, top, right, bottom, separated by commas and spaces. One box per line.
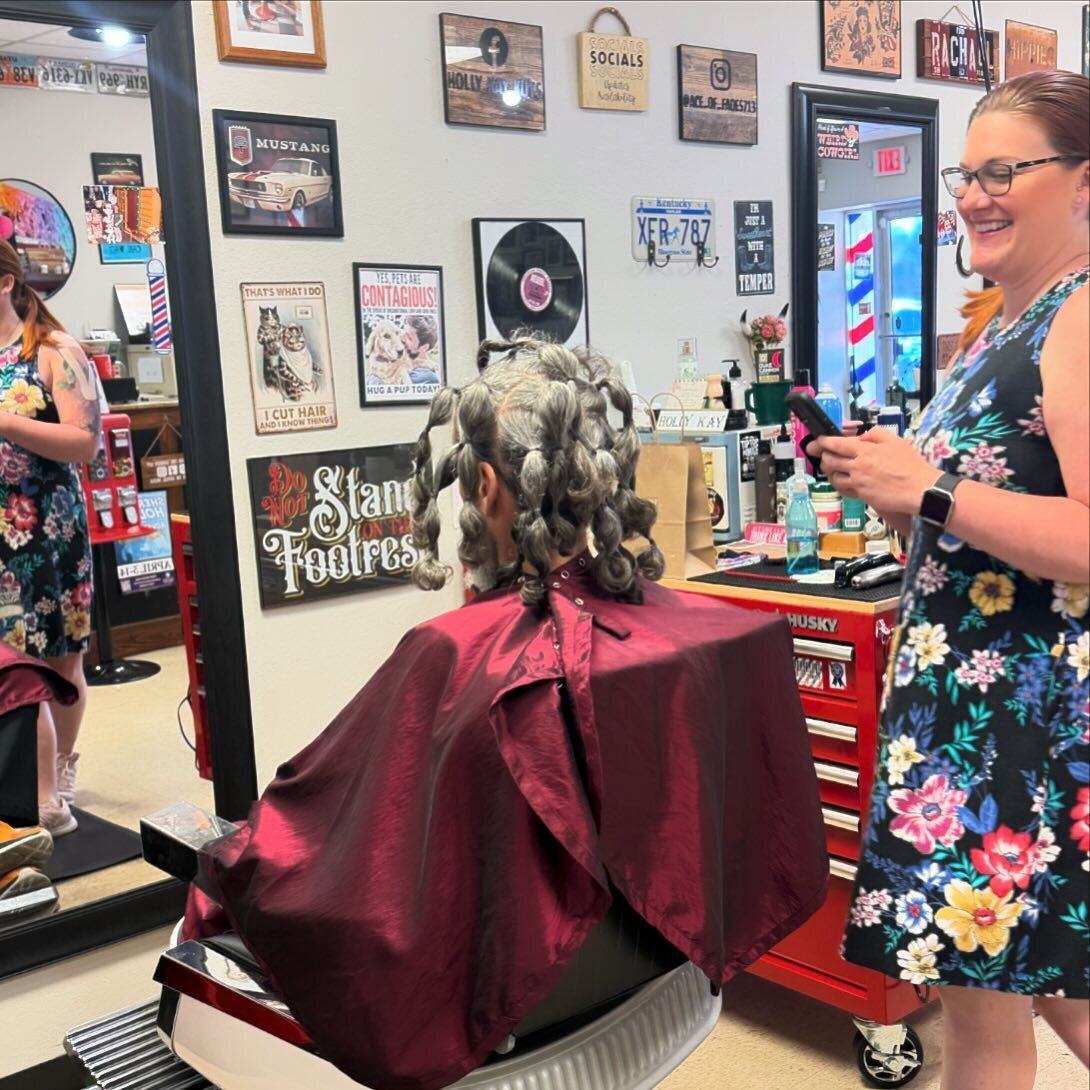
920, 487, 953, 527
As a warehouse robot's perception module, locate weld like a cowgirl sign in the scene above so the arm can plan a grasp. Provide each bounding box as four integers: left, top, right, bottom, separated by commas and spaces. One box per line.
247, 445, 419, 609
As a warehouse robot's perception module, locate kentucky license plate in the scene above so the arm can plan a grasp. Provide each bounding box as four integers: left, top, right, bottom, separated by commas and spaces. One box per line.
631, 197, 716, 262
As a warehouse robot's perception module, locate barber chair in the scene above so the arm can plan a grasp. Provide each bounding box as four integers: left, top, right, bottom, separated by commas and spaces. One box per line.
63, 803, 721, 1090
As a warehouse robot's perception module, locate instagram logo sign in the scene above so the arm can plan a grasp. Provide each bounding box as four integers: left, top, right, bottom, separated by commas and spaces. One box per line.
709, 57, 731, 89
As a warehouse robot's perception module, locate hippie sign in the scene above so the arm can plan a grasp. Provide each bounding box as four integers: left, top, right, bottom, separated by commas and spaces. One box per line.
247, 444, 419, 609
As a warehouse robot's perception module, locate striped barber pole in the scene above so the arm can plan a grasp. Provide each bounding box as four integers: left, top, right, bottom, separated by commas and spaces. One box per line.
146, 258, 172, 353
845, 211, 876, 406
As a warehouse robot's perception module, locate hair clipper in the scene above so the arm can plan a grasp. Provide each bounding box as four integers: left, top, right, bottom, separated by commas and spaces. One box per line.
835, 552, 895, 588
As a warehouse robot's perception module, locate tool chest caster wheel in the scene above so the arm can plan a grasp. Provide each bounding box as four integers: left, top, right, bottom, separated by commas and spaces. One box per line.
854, 1022, 924, 1087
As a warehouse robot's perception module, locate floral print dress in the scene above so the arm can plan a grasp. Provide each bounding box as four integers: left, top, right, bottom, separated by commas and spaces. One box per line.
841, 267, 1090, 998
0, 337, 93, 658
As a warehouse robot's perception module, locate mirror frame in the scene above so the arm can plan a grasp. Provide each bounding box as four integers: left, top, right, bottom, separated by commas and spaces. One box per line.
791, 82, 940, 408
0, 0, 258, 979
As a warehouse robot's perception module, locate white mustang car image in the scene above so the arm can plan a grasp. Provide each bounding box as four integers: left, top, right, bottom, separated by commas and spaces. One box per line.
227, 157, 333, 213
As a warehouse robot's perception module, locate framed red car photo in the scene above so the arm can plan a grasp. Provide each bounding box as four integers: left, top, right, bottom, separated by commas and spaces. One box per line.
212, 109, 343, 238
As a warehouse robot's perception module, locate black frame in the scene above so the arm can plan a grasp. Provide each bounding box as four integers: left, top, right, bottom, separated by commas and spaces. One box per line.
471, 218, 590, 349
791, 82, 939, 407
353, 262, 447, 407
90, 152, 144, 186
211, 109, 344, 238
676, 44, 759, 146
439, 12, 547, 132
820, 0, 903, 80
0, 0, 257, 980
0, 176, 77, 300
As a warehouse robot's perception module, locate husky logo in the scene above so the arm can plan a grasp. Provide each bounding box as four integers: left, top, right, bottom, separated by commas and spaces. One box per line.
784, 611, 838, 634
228, 125, 253, 167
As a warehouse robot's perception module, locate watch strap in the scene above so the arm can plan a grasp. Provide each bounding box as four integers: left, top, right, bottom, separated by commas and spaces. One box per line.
919, 472, 961, 528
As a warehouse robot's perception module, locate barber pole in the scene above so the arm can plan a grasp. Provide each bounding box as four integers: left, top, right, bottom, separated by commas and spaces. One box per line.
845, 210, 876, 405
146, 259, 172, 354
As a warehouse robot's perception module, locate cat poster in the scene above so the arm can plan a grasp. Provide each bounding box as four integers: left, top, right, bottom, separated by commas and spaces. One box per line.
241, 281, 337, 434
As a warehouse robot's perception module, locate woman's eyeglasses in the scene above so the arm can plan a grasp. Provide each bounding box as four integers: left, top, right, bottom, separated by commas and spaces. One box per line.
941, 156, 1079, 198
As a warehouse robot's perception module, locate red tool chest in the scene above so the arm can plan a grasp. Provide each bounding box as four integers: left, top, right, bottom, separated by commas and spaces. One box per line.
669, 578, 930, 1027
170, 513, 212, 780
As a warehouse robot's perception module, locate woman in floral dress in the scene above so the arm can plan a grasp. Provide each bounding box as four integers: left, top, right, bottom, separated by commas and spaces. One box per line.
0, 240, 100, 837
812, 72, 1089, 1089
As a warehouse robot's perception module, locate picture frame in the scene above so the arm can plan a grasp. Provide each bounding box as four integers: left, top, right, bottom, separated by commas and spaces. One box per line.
99, 242, 152, 265
1084, 5, 1089, 78
821, 0, 902, 79
212, 109, 343, 238
240, 281, 338, 435
1004, 19, 1058, 79
676, 45, 758, 145
439, 12, 546, 131
471, 218, 589, 351
212, 0, 326, 68
353, 263, 447, 408
90, 153, 144, 186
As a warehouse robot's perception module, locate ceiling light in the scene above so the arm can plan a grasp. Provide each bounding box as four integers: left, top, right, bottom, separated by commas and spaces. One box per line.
68, 26, 146, 47
100, 26, 133, 48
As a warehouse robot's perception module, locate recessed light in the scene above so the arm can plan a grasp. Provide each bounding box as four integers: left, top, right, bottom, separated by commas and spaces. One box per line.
68, 26, 146, 47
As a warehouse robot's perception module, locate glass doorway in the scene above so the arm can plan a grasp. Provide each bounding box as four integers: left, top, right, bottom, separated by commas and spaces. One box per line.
877, 203, 923, 401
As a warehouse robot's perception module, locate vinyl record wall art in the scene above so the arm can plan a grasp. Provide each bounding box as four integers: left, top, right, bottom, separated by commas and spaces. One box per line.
472, 219, 588, 349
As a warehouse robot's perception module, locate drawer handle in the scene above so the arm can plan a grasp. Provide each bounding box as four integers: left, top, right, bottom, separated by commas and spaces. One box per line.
815, 761, 860, 788
830, 858, 858, 882
794, 638, 855, 663
822, 806, 860, 832
806, 717, 858, 743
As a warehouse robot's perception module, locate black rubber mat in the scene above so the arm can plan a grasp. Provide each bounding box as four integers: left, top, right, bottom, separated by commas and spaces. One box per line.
690, 562, 903, 602
41, 808, 142, 882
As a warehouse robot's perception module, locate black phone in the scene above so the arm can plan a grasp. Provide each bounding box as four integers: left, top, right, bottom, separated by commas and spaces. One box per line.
786, 390, 844, 438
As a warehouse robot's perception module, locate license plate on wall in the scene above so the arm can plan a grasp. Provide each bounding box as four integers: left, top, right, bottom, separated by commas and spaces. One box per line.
631, 196, 715, 262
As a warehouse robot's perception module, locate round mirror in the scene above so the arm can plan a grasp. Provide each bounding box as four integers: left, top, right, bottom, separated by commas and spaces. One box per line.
0, 178, 77, 300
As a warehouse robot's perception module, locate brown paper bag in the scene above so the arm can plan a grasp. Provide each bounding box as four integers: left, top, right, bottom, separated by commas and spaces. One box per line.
632, 396, 717, 579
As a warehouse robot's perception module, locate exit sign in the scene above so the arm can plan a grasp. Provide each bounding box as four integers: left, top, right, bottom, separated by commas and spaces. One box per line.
874, 146, 908, 177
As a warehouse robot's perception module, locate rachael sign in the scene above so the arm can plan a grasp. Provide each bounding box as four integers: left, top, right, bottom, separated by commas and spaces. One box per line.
247, 445, 419, 609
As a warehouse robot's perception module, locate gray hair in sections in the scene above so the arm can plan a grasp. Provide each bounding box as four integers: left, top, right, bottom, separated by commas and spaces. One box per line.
410, 334, 664, 607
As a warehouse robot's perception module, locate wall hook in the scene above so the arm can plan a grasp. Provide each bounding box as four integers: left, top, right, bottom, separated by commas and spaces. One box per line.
696, 245, 720, 268
955, 235, 973, 278
647, 237, 670, 268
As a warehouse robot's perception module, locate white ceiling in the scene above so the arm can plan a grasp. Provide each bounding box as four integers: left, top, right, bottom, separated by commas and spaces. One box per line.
0, 18, 147, 64
858, 122, 921, 143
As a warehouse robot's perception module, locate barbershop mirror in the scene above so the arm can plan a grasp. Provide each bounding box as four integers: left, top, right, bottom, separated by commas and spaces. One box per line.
0, 0, 255, 978
792, 84, 939, 425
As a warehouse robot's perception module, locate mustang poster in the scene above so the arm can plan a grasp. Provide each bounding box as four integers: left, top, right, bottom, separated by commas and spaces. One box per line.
212, 109, 343, 237
242, 282, 337, 435
247, 444, 418, 609
354, 263, 446, 406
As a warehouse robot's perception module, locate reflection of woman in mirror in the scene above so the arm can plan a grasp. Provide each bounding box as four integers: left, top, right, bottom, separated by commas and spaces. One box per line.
0, 240, 100, 838
813, 71, 1089, 1088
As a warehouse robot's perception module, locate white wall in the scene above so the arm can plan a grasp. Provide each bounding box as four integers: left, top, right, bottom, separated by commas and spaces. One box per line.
0, 82, 157, 336
820, 133, 923, 211
2, 0, 1085, 1075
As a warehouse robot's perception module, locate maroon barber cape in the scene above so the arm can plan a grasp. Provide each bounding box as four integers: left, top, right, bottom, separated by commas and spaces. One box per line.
184, 552, 828, 1089
0, 641, 77, 715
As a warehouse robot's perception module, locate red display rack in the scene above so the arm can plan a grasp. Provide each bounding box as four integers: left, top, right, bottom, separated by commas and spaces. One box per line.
170, 513, 212, 780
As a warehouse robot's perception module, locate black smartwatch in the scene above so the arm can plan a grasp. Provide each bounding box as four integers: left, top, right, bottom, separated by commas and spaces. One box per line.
919, 472, 961, 529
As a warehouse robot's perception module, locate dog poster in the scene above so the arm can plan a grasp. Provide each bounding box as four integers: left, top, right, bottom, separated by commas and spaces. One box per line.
354, 264, 446, 406
241, 282, 337, 434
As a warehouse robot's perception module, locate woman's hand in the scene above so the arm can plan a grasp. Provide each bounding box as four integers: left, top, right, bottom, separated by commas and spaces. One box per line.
808, 428, 941, 516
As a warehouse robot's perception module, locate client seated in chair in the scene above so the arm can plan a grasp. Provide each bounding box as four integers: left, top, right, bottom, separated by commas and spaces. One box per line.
182, 337, 829, 1090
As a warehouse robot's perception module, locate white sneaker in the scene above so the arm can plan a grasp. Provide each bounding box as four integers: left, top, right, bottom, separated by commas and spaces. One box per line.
39, 798, 78, 839
56, 752, 80, 806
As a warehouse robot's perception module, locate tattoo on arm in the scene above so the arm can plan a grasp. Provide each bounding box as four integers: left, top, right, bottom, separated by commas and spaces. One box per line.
51, 346, 102, 436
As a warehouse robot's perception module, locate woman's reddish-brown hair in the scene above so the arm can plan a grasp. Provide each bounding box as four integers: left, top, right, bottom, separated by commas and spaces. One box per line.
957, 69, 1090, 351
0, 238, 67, 358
